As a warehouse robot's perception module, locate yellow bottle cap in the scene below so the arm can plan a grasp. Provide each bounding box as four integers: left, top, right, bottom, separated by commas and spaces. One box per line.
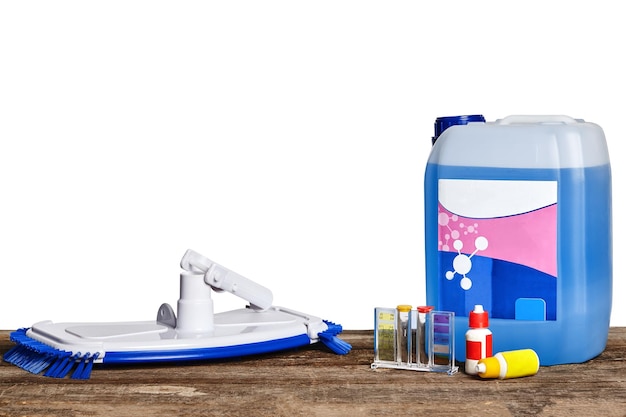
396, 305, 412, 312
477, 356, 501, 378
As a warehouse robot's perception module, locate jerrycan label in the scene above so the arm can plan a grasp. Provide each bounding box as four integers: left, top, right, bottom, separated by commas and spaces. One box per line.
437, 179, 557, 321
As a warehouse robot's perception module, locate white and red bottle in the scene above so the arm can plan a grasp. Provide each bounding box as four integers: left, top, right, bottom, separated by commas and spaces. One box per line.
465, 304, 492, 375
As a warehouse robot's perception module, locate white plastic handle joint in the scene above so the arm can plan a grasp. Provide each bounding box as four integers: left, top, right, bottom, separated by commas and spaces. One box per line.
180, 249, 273, 311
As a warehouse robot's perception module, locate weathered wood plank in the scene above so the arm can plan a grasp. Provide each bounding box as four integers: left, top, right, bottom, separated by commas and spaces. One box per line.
1, 329, 625, 417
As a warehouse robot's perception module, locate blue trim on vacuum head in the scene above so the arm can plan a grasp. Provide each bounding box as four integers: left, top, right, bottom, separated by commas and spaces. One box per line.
102, 333, 313, 364
3, 328, 318, 379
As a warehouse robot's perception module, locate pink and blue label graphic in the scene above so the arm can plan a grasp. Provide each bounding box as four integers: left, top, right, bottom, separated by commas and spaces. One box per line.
438, 179, 557, 321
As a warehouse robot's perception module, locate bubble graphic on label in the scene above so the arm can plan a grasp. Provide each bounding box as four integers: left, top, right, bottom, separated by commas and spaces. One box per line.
475, 236, 488, 251
453, 254, 472, 275
460, 277, 472, 290
438, 211, 480, 251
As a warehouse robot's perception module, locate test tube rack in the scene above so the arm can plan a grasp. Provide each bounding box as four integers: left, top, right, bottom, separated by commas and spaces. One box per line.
371, 306, 459, 375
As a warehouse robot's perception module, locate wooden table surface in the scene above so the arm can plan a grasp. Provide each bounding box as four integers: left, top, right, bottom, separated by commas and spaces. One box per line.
1, 328, 625, 417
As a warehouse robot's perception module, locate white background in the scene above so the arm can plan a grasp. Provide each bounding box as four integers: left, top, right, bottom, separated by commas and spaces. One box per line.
1, 1, 623, 330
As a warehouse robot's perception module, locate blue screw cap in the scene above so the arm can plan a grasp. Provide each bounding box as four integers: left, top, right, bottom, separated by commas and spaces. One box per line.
432, 115, 485, 145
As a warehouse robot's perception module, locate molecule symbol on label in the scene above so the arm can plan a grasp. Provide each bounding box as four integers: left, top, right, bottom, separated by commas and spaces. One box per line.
444, 236, 489, 290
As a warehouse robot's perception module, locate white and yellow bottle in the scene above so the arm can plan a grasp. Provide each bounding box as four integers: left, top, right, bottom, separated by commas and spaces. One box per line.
475, 349, 540, 379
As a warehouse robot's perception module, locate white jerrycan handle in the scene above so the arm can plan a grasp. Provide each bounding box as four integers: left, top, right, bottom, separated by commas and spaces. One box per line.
496, 115, 579, 125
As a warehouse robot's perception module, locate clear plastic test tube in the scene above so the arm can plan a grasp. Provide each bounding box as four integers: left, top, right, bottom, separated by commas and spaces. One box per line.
373, 307, 397, 363
396, 305, 412, 363
416, 306, 434, 366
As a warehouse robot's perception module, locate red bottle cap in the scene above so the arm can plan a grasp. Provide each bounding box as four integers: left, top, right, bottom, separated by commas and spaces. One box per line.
469, 304, 489, 328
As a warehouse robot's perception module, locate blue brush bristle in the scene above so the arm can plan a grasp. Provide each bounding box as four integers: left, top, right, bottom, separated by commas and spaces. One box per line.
71, 352, 98, 380
318, 320, 352, 355
3, 328, 96, 380
79, 352, 99, 380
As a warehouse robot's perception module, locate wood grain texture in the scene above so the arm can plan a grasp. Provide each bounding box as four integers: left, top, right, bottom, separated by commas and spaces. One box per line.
1, 329, 625, 417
